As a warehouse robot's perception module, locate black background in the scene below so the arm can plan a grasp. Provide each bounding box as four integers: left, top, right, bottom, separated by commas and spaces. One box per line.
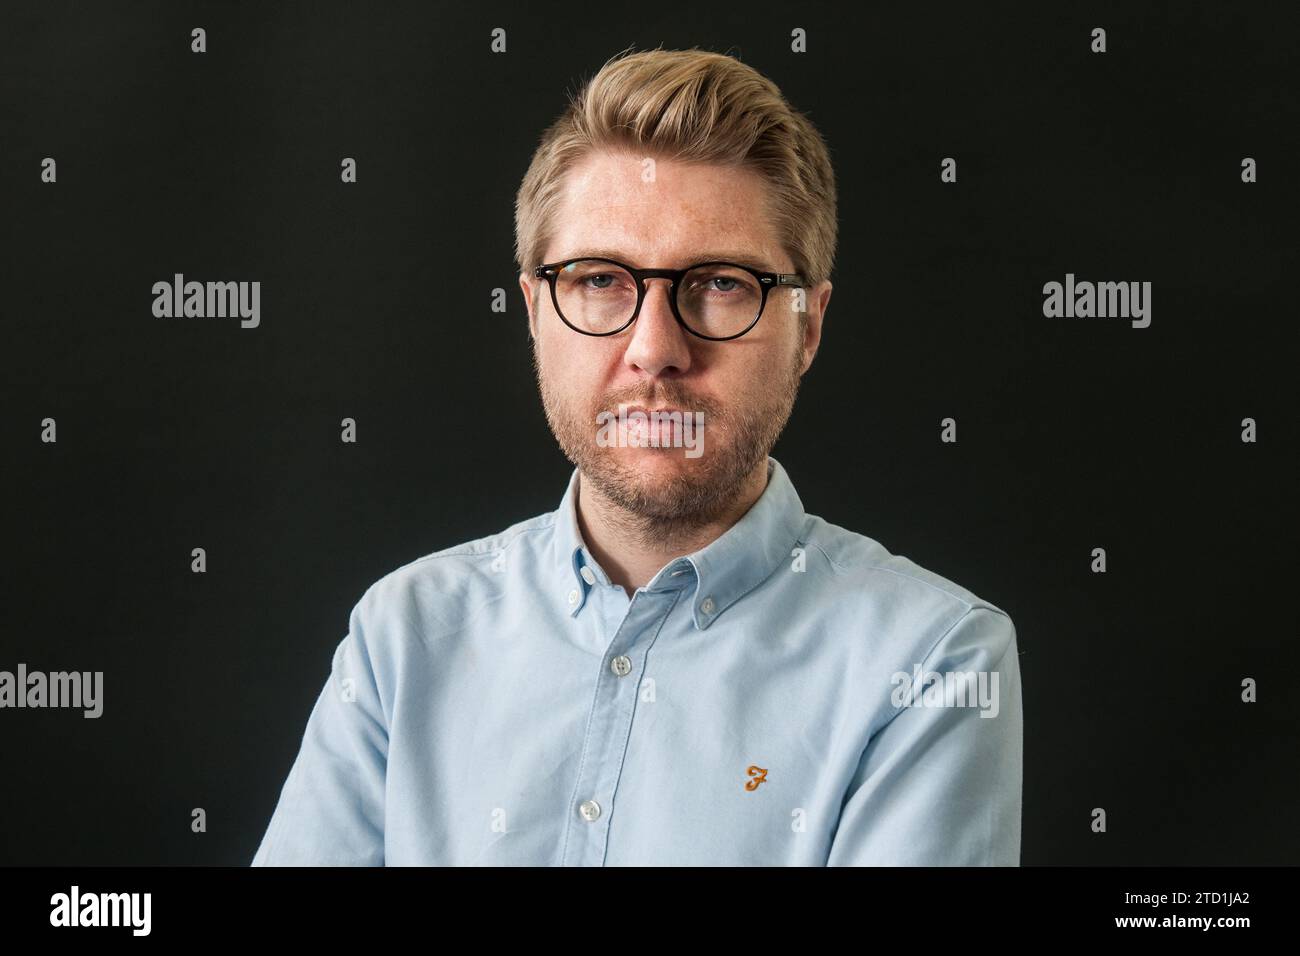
1, 0, 1296, 865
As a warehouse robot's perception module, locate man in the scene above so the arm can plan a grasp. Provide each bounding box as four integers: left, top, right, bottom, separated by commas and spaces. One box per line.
252, 47, 1022, 866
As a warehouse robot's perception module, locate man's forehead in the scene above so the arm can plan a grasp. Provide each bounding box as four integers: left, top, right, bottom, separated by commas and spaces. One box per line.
562, 148, 763, 199
550, 152, 779, 265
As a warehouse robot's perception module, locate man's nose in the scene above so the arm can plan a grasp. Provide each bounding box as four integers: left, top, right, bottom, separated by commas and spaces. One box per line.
624, 277, 692, 376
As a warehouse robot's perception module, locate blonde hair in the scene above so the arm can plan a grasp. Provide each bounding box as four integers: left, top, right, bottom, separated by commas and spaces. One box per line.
514, 46, 837, 291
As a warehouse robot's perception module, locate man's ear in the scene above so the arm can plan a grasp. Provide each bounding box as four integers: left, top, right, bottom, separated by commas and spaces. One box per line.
518, 272, 538, 340
799, 280, 831, 375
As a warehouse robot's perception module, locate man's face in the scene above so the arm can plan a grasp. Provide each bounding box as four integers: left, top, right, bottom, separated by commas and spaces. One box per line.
520, 148, 828, 528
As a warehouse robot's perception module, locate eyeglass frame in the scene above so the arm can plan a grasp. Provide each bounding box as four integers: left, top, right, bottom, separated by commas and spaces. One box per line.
532, 256, 806, 341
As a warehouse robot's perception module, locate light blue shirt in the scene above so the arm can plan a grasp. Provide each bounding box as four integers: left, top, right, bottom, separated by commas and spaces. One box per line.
252, 456, 1022, 866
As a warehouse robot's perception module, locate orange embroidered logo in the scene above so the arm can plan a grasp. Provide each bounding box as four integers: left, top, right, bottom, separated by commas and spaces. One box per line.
745, 765, 768, 790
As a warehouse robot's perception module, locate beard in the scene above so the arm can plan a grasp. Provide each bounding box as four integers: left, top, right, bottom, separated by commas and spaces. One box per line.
531, 337, 804, 543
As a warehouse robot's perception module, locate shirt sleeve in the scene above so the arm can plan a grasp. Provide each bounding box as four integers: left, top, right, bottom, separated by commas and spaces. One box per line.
826, 605, 1023, 865
251, 599, 389, 866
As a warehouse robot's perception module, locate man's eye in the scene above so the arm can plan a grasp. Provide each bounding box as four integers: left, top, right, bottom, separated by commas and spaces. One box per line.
694, 274, 744, 293
577, 273, 625, 290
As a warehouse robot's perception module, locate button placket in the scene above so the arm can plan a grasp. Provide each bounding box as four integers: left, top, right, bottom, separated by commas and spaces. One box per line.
560, 587, 683, 866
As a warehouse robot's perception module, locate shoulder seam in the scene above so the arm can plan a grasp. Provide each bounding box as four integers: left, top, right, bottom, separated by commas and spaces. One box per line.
805, 533, 991, 611
374, 512, 559, 578
354, 512, 560, 612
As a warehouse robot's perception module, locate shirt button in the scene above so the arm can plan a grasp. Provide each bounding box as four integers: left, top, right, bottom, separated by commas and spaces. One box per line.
578, 799, 601, 821
700, 596, 716, 615
580, 566, 596, 585
610, 655, 632, 677
567, 589, 580, 605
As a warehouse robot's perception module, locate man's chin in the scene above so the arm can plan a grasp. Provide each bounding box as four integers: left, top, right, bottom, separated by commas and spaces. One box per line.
604, 443, 712, 476
583, 445, 714, 497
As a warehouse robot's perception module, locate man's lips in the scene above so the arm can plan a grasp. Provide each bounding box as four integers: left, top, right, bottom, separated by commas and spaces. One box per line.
619, 405, 688, 418
601, 404, 708, 446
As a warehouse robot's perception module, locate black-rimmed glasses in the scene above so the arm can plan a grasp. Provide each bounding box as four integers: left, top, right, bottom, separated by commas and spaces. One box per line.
533, 256, 805, 341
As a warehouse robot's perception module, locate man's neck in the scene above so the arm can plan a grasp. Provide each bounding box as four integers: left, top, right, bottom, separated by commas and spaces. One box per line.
575, 460, 770, 594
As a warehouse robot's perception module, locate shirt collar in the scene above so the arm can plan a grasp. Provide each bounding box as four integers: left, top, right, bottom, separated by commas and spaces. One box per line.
549, 456, 807, 630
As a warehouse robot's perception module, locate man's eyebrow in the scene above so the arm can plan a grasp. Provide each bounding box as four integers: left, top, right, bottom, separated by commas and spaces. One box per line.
560, 249, 774, 271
